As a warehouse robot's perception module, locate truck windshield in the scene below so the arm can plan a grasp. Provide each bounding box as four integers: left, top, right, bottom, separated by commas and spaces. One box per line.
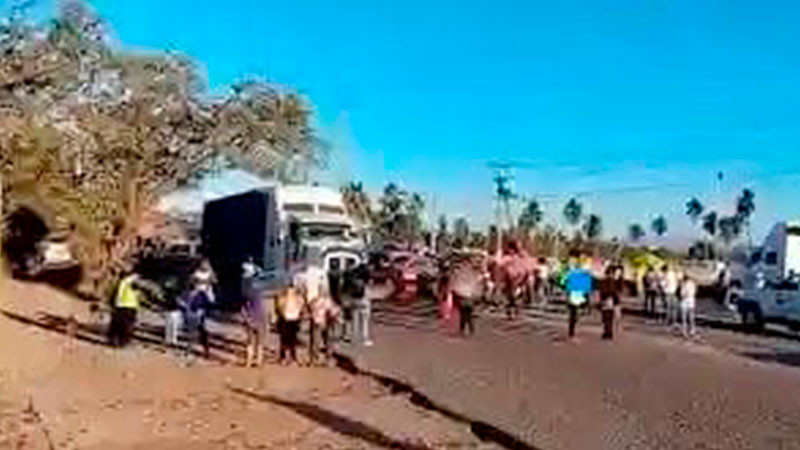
303, 224, 348, 239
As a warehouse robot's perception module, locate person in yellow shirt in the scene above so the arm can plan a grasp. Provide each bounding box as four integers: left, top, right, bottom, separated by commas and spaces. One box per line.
108, 272, 160, 348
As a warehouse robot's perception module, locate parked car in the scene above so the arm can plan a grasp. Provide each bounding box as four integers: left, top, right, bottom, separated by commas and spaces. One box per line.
389, 252, 419, 295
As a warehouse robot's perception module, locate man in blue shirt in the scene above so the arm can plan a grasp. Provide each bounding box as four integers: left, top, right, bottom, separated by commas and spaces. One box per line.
565, 259, 593, 340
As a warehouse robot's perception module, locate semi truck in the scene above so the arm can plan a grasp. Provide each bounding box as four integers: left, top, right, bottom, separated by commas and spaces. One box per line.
735, 221, 800, 332
201, 185, 365, 305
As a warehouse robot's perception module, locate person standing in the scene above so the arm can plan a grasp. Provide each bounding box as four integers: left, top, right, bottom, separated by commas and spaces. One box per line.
298, 262, 334, 365
643, 267, 658, 318
163, 277, 184, 350
328, 260, 349, 340
679, 275, 697, 338
537, 258, 550, 303
659, 265, 679, 324
276, 278, 304, 365
565, 259, 593, 340
350, 263, 373, 346
450, 260, 482, 336
600, 265, 624, 340
503, 241, 526, 320
181, 286, 213, 360
241, 261, 267, 367
108, 273, 157, 348
192, 259, 217, 303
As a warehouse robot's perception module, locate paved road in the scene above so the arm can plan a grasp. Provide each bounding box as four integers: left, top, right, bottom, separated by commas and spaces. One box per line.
341, 295, 800, 450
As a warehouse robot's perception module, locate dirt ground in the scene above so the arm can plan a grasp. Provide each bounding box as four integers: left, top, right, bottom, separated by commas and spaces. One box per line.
0, 279, 495, 450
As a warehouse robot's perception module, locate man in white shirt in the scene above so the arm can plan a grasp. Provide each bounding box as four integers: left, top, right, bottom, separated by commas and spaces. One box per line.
659, 265, 679, 325
679, 275, 697, 338
294, 262, 338, 364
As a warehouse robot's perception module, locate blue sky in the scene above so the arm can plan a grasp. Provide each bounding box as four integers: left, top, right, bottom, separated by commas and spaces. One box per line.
10, 0, 800, 244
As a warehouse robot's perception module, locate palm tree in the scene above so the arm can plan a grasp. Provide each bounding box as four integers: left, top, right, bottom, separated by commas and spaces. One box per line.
628, 223, 645, 243
340, 181, 372, 225
583, 214, 602, 240
686, 197, 704, 223
518, 199, 543, 234
718, 215, 742, 249
736, 188, 755, 245
702, 211, 718, 238
651, 216, 668, 238
563, 198, 583, 228
453, 217, 469, 248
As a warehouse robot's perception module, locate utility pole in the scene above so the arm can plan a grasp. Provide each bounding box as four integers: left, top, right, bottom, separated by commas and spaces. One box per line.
491, 166, 516, 257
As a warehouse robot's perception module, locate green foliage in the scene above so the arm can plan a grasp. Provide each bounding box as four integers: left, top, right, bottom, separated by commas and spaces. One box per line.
0, 1, 323, 292
718, 215, 742, 246
582, 214, 602, 240
563, 198, 582, 226
518, 199, 543, 232
651, 215, 668, 237
341, 181, 372, 225
628, 223, 645, 242
374, 183, 425, 243
736, 188, 755, 220
685, 197, 704, 222
702, 211, 718, 237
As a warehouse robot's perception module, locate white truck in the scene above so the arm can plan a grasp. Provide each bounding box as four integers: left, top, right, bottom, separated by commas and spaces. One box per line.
736, 222, 800, 332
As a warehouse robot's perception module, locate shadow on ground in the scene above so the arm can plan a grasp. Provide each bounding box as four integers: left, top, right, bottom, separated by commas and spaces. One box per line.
0, 309, 246, 363
331, 353, 542, 450
740, 351, 800, 369
229, 386, 434, 450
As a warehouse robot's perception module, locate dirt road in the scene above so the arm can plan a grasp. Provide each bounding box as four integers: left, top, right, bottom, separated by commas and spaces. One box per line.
0, 280, 494, 449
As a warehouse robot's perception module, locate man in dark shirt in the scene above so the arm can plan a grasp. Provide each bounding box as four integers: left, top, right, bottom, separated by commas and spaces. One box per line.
600, 264, 624, 340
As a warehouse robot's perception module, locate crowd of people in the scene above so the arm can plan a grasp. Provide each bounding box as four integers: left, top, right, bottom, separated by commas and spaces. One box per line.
105, 241, 706, 367
436, 242, 701, 343
106, 257, 375, 367
642, 265, 698, 338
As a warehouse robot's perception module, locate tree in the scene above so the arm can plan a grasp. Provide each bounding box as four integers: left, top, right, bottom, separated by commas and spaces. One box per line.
718, 215, 742, 249
582, 214, 602, 240
651, 216, 668, 238
563, 198, 583, 228
0, 2, 323, 293
686, 197, 704, 223
375, 183, 425, 243
518, 199, 543, 234
735, 188, 755, 244
341, 181, 372, 226
453, 217, 469, 248
702, 211, 718, 238
628, 224, 645, 243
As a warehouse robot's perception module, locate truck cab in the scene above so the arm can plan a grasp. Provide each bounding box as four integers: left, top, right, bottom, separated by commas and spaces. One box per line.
738, 277, 800, 332
736, 221, 800, 332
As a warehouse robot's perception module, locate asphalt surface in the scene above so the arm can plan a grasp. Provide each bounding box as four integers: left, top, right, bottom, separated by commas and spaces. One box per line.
340, 294, 800, 450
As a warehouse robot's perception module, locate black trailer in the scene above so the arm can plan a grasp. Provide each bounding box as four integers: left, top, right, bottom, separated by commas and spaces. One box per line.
201, 189, 282, 306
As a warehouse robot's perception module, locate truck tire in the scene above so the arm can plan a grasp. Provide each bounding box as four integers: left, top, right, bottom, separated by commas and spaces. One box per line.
740, 304, 765, 334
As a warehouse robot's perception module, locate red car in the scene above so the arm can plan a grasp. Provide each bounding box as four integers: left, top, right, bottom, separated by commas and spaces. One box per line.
389, 252, 419, 296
